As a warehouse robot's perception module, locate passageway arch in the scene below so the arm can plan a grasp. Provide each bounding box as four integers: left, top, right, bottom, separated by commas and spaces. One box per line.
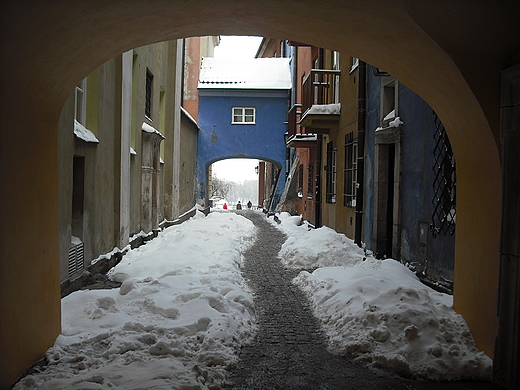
2, 1, 519, 386
205, 156, 282, 210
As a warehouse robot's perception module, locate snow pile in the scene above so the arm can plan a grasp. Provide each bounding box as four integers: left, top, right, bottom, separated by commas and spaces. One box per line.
272, 214, 492, 381
14, 211, 257, 390
273, 213, 365, 269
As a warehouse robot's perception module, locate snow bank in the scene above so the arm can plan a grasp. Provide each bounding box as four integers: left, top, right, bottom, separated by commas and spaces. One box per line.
269, 212, 365, 269
14, 211, 257, 390
273, 216, 492, 381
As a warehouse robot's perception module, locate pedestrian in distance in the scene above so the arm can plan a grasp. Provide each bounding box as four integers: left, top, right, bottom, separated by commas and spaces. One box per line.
236, 201, 242, 210
247, 200, 252, 209
223, 203, 228, 210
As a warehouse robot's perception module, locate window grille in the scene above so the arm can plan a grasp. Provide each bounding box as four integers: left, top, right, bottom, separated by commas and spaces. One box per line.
68, 242, 85, 277
325, 141, 337, 203
297, 164, 304, 198
343, 132, 357, 207
307, 162, 314, 199
145, 70, 153, 118
431, 112, 456, 237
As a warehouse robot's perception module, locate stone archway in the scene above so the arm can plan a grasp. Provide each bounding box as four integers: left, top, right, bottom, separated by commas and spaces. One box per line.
2, 0, 518, 386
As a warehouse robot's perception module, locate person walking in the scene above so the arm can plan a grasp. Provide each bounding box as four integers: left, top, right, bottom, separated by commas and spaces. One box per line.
236, 201, 242, 210
247, 200, 252, 209
223, 203, 228, 210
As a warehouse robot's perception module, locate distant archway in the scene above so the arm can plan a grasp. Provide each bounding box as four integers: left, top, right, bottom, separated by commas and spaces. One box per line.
2, 1, 516, 386
206, 156, 282, 210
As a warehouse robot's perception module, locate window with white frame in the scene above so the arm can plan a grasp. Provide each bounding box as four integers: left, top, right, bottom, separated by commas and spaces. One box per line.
232, 107, 255, 124
75, 79, 87, 125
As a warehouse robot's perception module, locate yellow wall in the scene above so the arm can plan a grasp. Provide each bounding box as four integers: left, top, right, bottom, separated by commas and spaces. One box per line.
2, 0, 517, 386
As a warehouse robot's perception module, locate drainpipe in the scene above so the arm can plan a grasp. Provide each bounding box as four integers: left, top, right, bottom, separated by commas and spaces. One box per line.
354, 60, 367, 247
315, 135, 323, 228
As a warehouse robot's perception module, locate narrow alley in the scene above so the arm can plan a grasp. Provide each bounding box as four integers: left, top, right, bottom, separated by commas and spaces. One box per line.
226, 211, 497, 390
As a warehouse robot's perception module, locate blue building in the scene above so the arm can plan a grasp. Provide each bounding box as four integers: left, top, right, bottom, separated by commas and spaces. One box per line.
197, 57, 291, 209
364, 66, 456, 291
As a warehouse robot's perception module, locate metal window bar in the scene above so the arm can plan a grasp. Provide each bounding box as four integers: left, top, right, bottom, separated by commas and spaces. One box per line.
326, 142, 337, 203
297, 164, 304, 198
431, 112, 456, 237
343, 132, 357, 207
307, 162, 314, 199
145, 70, 153, 118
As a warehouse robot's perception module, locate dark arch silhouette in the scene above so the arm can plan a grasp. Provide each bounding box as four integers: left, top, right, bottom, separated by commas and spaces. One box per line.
2, 1, 519, 386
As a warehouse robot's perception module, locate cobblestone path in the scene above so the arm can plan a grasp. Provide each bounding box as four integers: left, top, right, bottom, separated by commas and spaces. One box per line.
224, 210, 498, 390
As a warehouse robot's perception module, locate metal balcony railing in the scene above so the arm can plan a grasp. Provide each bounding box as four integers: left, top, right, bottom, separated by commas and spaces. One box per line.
302, 69, 341, 115
287, 104, 302, 137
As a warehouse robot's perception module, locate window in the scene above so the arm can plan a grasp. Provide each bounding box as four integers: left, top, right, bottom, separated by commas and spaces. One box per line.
431, 112, 456, 236
145, 69, 153, 119
232, 107, 255, 124
297, 164, 304, 198
343, 132, 357, 207
381, 79, 397, 127
74, 79, 86, 125
325, 141, 337, 203
350, 57, 359, 73
307, 162, 314, 199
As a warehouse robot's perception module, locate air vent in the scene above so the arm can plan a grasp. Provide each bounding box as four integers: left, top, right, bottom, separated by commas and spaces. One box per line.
68, 242, 84, 277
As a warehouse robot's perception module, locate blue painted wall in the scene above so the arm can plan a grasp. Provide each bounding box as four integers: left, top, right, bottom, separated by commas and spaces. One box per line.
197, 90, 289, 207
364, 67, 455, 287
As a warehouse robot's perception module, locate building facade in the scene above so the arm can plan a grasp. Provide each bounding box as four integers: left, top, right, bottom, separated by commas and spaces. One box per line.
58, 40, 200, 288
196, 57, 291, 210
275, 41, 456, 291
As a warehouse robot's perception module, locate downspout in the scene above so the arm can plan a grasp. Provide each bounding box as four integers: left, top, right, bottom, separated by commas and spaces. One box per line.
315, 134, 323, 228
354, 60, 367, 247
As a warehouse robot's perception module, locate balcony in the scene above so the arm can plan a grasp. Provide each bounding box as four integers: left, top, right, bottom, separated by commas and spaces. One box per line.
285, 103, 318, 148
287, 104, 302, 138
300, 69, 341, 133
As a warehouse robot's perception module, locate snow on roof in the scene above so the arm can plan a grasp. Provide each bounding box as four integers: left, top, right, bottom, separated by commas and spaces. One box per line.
198, 57, 292, 90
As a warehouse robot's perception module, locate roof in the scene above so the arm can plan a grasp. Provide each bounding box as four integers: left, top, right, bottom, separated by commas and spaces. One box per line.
198, 57, 291, 90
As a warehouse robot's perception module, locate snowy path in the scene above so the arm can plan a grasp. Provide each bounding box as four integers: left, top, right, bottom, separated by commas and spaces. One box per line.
225, 211, 497, 390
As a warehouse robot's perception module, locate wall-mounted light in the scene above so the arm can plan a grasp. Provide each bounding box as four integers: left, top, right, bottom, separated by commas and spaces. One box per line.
255, 166, 259, 174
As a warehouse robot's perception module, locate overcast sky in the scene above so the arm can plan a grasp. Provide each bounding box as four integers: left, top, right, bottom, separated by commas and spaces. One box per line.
213, 36, 263, 59
211, 36, 263, 183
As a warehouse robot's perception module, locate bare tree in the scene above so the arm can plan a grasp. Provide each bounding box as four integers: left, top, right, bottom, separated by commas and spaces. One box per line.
211, 175, 234, 200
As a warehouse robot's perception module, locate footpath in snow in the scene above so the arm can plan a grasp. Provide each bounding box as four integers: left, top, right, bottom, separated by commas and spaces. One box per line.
13, 209, 493, 389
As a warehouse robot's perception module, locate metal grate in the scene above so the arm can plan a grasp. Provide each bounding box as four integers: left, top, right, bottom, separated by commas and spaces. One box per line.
343, 132, 357, 207
68, 242, 85, 277
307, 162, 314, 199
431, 112, 456, 237
325, 141, 337, 203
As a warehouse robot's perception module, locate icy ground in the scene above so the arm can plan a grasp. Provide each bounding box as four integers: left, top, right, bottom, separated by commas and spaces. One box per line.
272, 212, 492, 381
14, 210, 491, 389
